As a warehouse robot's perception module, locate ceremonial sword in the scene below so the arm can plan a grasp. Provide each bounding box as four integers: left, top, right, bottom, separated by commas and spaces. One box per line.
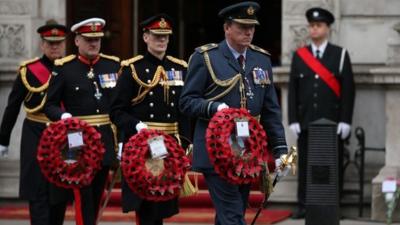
250, 146, 298, 225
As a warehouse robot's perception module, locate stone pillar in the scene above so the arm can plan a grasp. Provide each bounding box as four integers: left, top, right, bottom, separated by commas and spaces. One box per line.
371, 77, 400, 222
371, 22, 400, 222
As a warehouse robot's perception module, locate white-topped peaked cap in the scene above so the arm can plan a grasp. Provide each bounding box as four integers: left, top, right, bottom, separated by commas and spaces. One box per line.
71, 17, 106, 37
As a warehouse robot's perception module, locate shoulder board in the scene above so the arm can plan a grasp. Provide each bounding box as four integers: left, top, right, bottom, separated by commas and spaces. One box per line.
249, 44, 270, 56
54, 54, 76, 66
166, 55, 188, 68
19, 57, 40, 67
100, 53, 120, 62
121, 55, 144, 67
195, 43, 218, 53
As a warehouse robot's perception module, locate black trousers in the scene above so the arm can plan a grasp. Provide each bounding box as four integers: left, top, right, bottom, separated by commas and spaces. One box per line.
79, 166, 110, 225
28, 180, 66, 225
48, 166, 110, 225
136, 210, 163, 225
297, 131, 344, 209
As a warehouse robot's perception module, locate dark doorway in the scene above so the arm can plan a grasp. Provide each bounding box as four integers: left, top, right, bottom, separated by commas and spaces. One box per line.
182, 0, 282, 65
67, 0, 282, 64
66, 0, 133, 59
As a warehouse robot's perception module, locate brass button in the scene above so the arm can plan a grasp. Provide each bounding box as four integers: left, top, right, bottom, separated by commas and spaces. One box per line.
167, 114, 171, 118
149, 91, 154, 96
149, 103, 154, 107
170, 102, 174, 107
150, 114, 154, 118
96, 109, 100, 113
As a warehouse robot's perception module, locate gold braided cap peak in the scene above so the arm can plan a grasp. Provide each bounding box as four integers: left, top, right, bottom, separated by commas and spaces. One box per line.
100, 53, 120, 62
121, 55, 144, 67
249, 44, 271, 56
196, 43, 218, 53
54, 54, 76, 66
166, 55, 188, 68
19, 57, 40, 67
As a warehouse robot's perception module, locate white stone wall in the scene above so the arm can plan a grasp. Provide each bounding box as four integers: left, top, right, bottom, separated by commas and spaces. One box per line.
282, 0, 340, 65
282, 0, 400, 65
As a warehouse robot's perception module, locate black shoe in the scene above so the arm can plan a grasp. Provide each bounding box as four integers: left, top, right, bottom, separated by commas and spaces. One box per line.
291, 208, 306, 219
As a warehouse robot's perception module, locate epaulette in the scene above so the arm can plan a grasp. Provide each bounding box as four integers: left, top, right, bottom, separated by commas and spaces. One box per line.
195, 43, 218, 54
100, 53, 120, 62
249, 44, 271, 56
166, 55, 188, 68
121, 55, 143, 67
19, 57, 40, 67
54, 54, 76, 66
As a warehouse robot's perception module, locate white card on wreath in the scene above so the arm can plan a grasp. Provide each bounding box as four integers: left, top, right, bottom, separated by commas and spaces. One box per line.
148, 136, 168, 159
236, 121, 250, 138
67, 131, 84, 149
382, 180, 397, 193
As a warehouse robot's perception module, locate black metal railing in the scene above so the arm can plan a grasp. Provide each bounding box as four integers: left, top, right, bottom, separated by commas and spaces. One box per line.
342, 126, 385, 217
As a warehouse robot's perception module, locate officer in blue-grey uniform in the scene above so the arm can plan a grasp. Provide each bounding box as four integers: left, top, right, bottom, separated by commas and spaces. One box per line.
179, 2, 289, 225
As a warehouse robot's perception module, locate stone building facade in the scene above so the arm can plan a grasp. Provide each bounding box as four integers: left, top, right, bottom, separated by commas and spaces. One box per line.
0, 0, 399, 221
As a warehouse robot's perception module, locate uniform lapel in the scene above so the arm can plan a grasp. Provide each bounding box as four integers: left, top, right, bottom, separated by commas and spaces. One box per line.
220, 40, 241, 73
245, 49, 256, 76
321, 42, 332, 65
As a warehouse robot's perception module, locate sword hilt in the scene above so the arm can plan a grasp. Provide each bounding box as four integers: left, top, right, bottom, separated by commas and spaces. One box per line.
278, 146, 298, 175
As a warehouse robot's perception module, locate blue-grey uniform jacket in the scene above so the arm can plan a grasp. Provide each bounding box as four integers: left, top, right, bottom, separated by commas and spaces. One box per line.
179, 40, 287, 171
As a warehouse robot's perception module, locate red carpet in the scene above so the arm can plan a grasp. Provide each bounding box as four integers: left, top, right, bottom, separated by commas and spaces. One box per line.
0, 173, 291, 224
0, 205, 291, 224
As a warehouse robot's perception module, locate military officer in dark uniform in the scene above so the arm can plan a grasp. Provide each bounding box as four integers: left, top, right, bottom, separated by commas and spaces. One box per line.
44, 17, 120, 225
179, 2, 289, 225
0, 20, 67, 225
110, 14, 190, 225
288, 7, 355, 218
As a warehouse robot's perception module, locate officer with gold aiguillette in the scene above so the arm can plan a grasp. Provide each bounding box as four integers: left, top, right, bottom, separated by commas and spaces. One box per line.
44, 17, 120, 225
0, 19, 68, 225
179, 2, 290, 225
110, 13, 191, 225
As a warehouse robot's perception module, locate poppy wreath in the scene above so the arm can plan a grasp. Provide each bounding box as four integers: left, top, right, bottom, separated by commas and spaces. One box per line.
122, 129, 190, 202
206, 108, 268, 184
37, 118, 105, 189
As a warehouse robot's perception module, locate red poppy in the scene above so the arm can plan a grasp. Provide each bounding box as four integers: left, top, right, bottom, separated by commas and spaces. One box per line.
37, 118, 105, 189
206, 108, 269, 184
121, 129, 190, 201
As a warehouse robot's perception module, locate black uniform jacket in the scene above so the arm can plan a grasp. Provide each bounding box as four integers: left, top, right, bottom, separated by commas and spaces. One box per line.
44, 53, 120, 166
0, 55, 54, 200
288, 43, 355, 129
110, 52, 190, 218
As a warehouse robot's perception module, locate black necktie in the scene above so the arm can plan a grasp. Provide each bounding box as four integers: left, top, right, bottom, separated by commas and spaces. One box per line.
316, 50, 321, 59
237, 55, 245, 70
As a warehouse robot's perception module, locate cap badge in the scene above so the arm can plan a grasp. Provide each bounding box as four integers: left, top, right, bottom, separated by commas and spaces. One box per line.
247, 6, 255, 16
313, 11, 319, 18
51, 28, 58, 35
90, 23, 97, 31
159, 18, 167, 28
